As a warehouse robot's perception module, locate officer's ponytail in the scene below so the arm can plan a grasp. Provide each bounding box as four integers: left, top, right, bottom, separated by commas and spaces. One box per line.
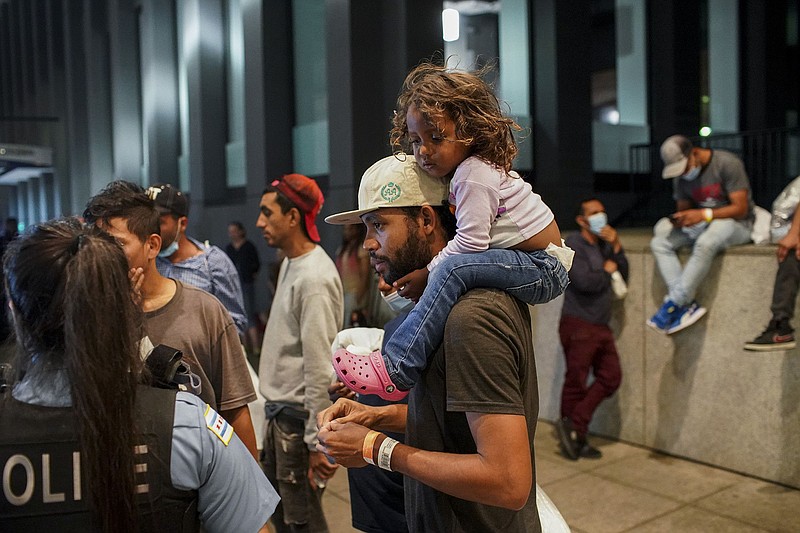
4, 218, 143, 533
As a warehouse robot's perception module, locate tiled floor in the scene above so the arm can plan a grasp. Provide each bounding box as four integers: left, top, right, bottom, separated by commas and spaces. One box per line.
318, 420, 800, 533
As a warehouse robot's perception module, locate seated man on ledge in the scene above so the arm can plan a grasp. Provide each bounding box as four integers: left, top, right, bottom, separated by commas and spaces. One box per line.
648, 135, 753, 334
318, 155, 541, 532
745, 199, 800, 351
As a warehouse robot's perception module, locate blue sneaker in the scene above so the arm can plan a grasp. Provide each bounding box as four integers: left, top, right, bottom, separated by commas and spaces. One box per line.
665, 301, 707, 334
647, 299, 681, 332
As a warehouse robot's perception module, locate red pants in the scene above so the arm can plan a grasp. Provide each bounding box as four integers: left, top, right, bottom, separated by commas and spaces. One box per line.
559, 315, 622, 436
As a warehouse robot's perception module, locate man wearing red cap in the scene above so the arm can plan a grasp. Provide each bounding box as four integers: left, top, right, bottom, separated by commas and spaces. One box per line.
256, 174, 344, 532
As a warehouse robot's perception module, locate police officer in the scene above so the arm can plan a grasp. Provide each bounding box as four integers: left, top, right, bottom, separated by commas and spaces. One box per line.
0, 218, 279, 532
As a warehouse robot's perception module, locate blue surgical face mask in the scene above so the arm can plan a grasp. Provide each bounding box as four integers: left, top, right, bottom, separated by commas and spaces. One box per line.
681, 166, 701, 181
381, 290, 415, 314
587, 212, 607, 235
158, 231, 180, 258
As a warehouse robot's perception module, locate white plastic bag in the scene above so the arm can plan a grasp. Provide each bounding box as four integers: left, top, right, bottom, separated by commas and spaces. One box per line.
771, 176, 800, 243
536, 484, 571, 532
610, 271, 628, 300
751, 205, 772, 245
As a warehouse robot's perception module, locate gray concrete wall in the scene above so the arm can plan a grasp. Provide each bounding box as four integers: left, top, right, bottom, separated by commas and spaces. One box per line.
533, 231, 800, 489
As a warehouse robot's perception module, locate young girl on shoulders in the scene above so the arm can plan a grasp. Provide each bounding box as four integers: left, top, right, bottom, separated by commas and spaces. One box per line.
333, 62, 574, 400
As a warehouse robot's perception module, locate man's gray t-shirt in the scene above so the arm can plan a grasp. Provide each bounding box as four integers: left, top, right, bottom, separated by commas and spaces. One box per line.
672, 149, 754, 222
404, 288, 541, 532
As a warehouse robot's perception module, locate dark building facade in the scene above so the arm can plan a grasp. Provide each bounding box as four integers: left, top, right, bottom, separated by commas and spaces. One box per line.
0, 0, 798, 252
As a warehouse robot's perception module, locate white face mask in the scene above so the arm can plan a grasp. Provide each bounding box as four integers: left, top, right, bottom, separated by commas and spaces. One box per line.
381, 290, 415, 314
158, 230, 180, 258
681, 166, 701, 181
586, 212, 608, 235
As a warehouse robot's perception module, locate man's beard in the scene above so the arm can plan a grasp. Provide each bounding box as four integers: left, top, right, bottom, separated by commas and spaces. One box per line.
372, 236, 430, 286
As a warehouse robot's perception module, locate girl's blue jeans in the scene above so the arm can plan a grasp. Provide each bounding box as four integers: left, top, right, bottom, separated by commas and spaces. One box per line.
383, 249, 570, 390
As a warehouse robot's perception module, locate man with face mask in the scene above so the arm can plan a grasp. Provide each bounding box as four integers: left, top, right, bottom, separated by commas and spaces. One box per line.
555, 198, 627, 460
648, 135, 753, 334
150, 184, 248, 336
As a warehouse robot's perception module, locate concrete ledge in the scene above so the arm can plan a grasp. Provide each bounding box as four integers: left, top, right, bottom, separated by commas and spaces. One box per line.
533, 230, 800, 489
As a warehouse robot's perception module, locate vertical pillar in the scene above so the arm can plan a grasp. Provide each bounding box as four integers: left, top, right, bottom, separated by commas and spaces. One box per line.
740, 1, 792, 130
16, 181, 28, 227
647, 0, 703, 143
46, 0, 70, 217
325, 0, 441, 236
180, 0, 226, 203
140, 0, 180, 184
708, 0, 739, 134
62, 0, 94, 213
108, 0, 143, 183
615, 0, 647, 125
531, 0, 593, 223
61, 0, 115, 209
0, 3, 11, 119
238, 0, 293, 197
84, 0, 113, 197
499, 0, 532, 168
42, 171, 56, 220
28, 177, 40, 224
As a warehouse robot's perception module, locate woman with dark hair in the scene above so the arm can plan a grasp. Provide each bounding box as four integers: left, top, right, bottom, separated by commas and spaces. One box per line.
0, 217, 278, 532
335, 223, 376, 327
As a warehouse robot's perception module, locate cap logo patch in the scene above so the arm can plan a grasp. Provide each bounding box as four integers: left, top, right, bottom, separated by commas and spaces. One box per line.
381, 182, 402, 203
146, 186, 162, 200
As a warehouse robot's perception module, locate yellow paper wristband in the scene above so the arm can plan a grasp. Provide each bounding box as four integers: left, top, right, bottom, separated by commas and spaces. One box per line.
704, 208, 713, 223
362, 430, 380, 465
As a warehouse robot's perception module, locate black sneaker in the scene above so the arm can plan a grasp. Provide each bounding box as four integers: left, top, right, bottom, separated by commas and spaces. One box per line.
577, 437, 602, 459
744, 319, 796, 351
555, 417, 579, 460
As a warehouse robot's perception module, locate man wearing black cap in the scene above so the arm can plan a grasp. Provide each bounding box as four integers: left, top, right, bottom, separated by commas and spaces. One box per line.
149, 183, 248, 335
648, 135, 753, 334
256, 173, 344, 532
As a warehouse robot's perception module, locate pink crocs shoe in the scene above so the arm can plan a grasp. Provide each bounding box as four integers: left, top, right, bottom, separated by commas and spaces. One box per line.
332, 348, 409, 401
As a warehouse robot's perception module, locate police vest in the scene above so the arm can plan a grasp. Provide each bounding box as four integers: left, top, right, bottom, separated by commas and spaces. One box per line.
0, 386, 200, 532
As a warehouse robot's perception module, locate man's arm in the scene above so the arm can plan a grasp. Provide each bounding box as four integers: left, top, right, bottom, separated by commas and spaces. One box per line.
398, 412, 531, 509
706, 189, 749, 220
673, 190, 749, 226
172, 394, 279, 532
777, 202, 800, 262
318, 292, 534, 510
318, 411, 531, 510
567, 239, 612, 294
317, 397, 407, 432
210, 303, 258, 458
300, 290, 343, 443
221, 405, 258, 461
598, 225, 629, 281
298, 271, 344, 482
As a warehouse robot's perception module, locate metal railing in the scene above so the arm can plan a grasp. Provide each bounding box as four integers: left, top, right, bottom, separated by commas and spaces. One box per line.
623, 127, 800, 226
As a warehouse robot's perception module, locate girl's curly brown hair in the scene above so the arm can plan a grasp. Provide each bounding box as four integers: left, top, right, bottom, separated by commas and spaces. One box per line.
390, 62, 522, 173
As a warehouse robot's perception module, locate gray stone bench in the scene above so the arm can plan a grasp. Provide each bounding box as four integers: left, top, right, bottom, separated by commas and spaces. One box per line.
533, 229, 800, 489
